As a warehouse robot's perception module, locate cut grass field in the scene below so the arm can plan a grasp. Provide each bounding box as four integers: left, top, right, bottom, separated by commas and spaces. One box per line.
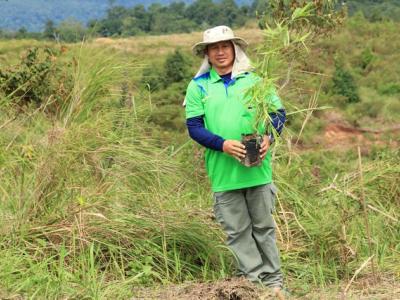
0, 19, 399, 299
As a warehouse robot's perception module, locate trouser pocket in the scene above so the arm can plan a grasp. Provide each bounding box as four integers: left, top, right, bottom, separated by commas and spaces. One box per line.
269, 183, 278, 213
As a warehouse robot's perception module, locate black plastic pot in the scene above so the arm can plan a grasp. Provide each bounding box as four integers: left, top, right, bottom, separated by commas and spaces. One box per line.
240, 133, 263, 167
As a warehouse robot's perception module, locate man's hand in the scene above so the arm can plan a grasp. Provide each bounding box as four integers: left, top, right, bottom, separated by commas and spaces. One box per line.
223, 140, 246, 161
260, 135, 270, 160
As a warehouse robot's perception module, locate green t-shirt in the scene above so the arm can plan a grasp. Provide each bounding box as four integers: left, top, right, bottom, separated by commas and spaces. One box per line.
185, 68, 283, 192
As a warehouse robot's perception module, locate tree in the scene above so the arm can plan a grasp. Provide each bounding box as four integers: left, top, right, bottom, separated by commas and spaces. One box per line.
185, 0, 219, 27
217, 0, 245, 27
121, 17, 142, 36
16, 27, 27, 39
103, 6, 129, 36
132, 5, 150, 32
43, 19, 57, 40
57, 19, 86, 43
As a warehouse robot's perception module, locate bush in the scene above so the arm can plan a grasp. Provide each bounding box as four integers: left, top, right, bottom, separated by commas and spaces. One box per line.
163, 49, 190, 86
0, 47, 73, 113
359, 47, 376, 70
332, 61, 360, 103
140, 49, 191, 92
140, 62, 164, 92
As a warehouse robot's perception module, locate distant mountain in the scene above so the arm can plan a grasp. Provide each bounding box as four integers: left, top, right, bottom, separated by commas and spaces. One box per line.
2, 0, 399, 33
0, 0, 252, 32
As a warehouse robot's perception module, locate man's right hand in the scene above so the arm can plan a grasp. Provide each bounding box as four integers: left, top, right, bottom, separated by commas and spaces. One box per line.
223, 140, 246, 161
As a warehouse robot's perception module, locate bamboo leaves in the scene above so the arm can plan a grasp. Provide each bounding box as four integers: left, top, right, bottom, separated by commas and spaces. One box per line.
248, 0, 344, 135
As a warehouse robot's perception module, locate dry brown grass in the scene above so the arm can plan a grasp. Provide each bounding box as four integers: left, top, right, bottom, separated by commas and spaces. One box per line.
90, 25, 264, 58
0, 24, 264, 66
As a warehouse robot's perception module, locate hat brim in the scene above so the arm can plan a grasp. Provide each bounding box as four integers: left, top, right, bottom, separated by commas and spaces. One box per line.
192, 37, 248, 57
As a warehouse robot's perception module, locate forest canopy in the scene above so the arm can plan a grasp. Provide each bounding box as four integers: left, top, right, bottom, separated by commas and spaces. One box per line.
0, 0, 400, 41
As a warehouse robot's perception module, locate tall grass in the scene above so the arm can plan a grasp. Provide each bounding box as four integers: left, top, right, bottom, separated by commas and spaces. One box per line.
272, 145, 400, 294
0, 45, 231, 299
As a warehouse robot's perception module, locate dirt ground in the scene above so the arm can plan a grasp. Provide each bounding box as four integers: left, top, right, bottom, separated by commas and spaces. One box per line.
133, 275, 400, 300
319, 112, 400, 151
133, 277, 271, 300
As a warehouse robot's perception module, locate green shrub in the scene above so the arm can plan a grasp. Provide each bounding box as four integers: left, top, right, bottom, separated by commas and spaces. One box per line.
140, 62, 164, 92
140, 49, 191, 92
332, 61, 360, 103
359, 47, 376, 70
163, 49, 190, 86
0, 47, 73, 113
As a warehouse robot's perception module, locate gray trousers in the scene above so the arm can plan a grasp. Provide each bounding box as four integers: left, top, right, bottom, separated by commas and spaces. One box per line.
213, 183, 283, 287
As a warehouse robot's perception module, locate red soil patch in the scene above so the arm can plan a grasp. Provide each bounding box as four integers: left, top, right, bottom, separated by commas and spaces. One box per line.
322, 123, 399, 151
324, 124, 373, 146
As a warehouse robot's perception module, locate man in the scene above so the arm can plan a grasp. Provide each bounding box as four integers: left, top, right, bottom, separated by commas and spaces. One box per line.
184, 25, 287, 294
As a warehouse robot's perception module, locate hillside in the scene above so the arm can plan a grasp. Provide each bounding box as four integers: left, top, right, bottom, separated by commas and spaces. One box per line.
0, 15, 399, 300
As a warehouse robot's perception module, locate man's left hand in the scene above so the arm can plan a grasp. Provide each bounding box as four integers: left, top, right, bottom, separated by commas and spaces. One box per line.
260, 135, 270, 160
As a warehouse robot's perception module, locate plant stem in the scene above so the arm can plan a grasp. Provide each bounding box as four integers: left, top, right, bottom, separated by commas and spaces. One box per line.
357, 146, 377, 283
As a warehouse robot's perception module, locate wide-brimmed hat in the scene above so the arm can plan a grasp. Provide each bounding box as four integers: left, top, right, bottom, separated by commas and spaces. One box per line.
192, 25, 248, 57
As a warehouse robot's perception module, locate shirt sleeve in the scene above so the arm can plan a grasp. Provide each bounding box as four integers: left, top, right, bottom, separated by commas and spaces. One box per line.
185, 80, 205, 119
269, 108, 286, 135
186, 116, 225, 151
264, 84, 286, 138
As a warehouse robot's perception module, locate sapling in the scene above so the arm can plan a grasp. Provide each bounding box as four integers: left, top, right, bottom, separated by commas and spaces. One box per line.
241, 0, 345, 166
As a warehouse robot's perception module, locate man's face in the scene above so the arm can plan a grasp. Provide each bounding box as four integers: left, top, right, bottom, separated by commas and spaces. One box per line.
206, 41, 235, 71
